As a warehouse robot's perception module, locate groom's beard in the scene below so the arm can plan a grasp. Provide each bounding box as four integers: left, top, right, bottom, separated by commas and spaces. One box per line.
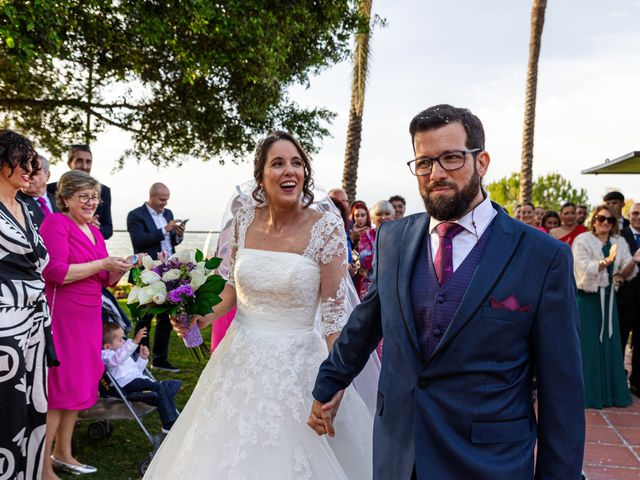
421, 172, 481, 221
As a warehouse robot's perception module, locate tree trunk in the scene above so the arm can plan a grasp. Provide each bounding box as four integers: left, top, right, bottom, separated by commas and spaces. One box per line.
342, 0, 372, 203
519, 0, 547, 204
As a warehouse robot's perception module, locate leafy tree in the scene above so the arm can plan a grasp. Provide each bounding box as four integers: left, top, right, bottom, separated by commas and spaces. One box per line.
487, 172, 589, 214
0, 1, 362, 165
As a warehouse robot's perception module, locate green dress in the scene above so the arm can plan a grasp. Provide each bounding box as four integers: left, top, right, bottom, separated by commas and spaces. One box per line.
578, 240, 632, 408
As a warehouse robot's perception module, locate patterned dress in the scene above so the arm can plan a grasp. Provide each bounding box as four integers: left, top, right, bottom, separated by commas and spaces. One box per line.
0, 198, 50, 480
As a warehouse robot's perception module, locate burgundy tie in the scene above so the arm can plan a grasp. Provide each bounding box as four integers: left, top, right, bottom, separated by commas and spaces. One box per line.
434, 222, 465, 285
36, 197, 52, 217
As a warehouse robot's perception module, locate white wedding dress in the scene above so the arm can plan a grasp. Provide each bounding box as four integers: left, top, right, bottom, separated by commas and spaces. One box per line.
143, 208, 373, 480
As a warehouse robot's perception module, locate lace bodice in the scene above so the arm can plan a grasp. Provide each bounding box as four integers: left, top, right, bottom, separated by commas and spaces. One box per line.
228, 207, 349, 336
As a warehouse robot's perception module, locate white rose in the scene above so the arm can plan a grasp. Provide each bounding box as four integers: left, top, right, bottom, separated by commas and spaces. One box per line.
152, 293, 166, 305
194, 261, 206, 274
162, 269, 182, 282
175, 249, 195, 264
138, 282, 166, 305
148, 282, 167, 295
189, 271, 207, 291
126, 285, 141, 304
140, 270, 161, 285
142, 255, 161, 271
137, 287, 154, 305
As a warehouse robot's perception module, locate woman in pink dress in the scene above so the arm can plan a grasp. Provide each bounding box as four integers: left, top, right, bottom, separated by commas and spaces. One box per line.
39, 171, 135, 479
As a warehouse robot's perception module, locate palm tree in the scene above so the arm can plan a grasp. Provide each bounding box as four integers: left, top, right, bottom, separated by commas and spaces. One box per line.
342, 0, 373, 203
519, 0, 547, 204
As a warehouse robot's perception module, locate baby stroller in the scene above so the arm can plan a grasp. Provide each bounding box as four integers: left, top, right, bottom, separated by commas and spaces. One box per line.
78, 292, 181, 475
78, 359, 181, 475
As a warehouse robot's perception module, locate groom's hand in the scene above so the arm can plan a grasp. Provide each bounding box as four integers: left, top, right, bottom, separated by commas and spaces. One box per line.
307, 390, 345, 437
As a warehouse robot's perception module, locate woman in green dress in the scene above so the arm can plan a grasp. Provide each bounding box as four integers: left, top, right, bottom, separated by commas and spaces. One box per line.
572, 205, 640, 408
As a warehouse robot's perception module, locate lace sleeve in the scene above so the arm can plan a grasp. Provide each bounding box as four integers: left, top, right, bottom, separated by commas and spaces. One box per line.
226, 217, 239, 288
318, 215, 350, 336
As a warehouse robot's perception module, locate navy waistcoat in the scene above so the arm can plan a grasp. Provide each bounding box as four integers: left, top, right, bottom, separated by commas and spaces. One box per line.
411, 222, 494, 359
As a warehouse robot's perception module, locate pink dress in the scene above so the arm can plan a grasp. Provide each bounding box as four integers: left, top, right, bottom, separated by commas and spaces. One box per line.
211, 307, 236, 352
40, 213, 110, 410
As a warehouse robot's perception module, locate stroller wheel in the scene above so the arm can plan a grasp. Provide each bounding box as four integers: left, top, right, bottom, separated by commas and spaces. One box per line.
87, 421, 108, 440
139, 455, 153, 476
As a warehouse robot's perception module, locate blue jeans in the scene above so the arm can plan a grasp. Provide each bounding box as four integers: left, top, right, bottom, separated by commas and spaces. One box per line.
123, 378, 181, 429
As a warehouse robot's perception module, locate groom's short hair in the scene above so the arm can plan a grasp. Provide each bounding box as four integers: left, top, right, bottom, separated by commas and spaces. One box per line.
409, 104, 485, 153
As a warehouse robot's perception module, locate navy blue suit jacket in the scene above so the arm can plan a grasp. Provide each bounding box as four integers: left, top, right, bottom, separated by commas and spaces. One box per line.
47, 181, 112, 239
126, 204, 182, 260
313, 204, 585, 479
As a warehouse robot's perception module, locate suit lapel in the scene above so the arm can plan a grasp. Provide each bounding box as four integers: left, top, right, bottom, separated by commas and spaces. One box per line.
141, 204, 157, 233
397, 214, 428, 363
431, 205, 524, 358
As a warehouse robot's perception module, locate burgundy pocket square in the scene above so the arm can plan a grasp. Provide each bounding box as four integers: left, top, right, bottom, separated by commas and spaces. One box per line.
489, 295, 531, 312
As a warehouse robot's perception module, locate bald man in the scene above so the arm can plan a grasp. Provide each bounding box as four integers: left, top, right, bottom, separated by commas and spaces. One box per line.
126, 183, 185, 372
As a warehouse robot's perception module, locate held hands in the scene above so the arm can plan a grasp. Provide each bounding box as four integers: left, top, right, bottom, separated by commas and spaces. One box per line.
139, 345, 150, 359
307, 390, 345, 437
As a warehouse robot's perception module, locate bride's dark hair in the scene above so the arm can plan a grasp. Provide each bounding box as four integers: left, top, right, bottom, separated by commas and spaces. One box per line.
252, 131, 315, 208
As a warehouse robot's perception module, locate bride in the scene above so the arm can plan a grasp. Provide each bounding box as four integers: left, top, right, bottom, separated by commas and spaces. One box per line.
143, 132, 374, 479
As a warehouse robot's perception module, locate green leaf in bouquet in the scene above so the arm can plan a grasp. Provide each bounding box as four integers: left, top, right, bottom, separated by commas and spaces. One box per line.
195, 249, 204, 263
141, 304, 179, 318
198, 274, 226, 295
126, 302, 143, 321
190, 296, 217, 316
204, 256, 222, 270
131, 267, 142, 285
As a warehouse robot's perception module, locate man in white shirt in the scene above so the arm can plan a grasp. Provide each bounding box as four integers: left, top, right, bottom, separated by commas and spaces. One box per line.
127, 183, 185, 372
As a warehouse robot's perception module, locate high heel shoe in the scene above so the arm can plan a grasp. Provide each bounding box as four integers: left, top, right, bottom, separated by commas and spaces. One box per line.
50, 456, 97, 475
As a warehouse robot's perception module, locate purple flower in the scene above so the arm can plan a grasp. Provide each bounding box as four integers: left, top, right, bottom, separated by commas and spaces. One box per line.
167, 285, 195, 304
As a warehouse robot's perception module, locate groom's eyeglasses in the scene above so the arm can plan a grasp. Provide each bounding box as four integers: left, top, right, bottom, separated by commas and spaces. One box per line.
594, 215, 616, 225
407, 149, 481, 176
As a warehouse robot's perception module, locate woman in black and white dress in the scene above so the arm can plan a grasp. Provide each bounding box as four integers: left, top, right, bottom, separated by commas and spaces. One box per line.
0, 130, 56, 480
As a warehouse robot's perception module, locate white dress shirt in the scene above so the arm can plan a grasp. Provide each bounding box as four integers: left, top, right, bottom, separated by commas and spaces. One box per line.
146, 203, 173, 255
429, 194, 497, 272
101, 339, 148, 387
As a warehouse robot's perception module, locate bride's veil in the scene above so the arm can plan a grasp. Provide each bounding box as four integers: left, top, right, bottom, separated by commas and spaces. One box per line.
215, 180, 381, 416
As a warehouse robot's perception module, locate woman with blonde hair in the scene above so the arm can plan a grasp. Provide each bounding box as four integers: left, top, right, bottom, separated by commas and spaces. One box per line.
572, 204, 640, 408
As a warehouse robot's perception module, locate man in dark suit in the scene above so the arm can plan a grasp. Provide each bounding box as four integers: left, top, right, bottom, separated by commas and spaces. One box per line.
310, 105, 585, 479
127, 183, 185, 372
18, 155, 59, 228
47, 144, 113, 239
619, 203, 640, 395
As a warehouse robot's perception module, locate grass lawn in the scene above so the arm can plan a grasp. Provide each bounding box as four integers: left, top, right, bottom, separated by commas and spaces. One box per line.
58, 301, 211, 480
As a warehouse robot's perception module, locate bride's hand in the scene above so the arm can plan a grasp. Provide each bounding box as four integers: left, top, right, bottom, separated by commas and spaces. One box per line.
307, 390, 345, 437
170, 314, 201, 337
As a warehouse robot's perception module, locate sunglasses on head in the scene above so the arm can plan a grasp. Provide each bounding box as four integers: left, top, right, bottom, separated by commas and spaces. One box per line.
594, 215, 616, 225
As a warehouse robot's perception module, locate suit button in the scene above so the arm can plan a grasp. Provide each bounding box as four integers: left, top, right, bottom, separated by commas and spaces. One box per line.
435, 295, 444, 304
418, 378, 428, 389
433, 328, 442, 337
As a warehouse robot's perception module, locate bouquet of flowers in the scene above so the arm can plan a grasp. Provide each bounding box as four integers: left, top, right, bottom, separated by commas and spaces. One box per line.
127, 249, 226, 362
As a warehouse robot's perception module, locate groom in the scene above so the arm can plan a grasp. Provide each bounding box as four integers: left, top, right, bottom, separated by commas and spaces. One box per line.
310, 105, 585, 479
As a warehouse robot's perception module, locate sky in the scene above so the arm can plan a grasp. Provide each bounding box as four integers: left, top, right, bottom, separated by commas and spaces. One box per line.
46, 0, 640, 232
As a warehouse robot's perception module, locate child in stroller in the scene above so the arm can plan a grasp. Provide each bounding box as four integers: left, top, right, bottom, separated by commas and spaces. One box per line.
101, 323, 181, 433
